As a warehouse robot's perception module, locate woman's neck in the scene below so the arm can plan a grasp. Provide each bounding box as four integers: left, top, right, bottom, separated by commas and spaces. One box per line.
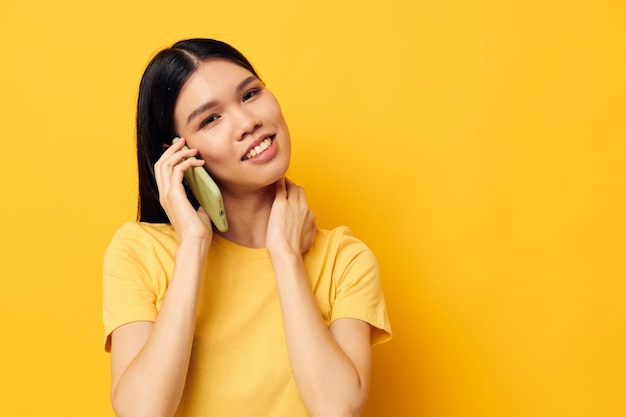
213, 185, 275, 248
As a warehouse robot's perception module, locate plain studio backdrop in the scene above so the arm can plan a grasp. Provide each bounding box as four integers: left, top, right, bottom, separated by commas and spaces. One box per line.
0, 1, 624, 416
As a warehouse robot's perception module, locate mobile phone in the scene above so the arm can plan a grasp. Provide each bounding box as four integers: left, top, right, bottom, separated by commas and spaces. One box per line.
172, 137, 228, 232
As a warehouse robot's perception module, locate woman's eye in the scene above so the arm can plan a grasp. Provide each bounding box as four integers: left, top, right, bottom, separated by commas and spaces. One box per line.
243, 88, 261, 102
200, 115, 220, 128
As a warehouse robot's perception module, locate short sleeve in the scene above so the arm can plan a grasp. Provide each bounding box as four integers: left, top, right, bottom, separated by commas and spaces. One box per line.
102, 223, 162, 352
330, 229, 392, 346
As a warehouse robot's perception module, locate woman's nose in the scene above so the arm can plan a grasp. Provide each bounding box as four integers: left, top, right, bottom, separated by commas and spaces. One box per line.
235, 107, 262, 140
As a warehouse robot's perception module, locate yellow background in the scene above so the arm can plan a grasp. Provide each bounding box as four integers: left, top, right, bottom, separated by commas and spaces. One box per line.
1, 1, 624, 416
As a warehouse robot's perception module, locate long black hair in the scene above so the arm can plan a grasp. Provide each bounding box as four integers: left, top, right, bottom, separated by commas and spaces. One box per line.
136, 38, 260, 223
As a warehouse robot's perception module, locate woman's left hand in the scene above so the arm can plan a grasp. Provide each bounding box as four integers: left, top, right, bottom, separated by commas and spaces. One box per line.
266, 178, 316, 255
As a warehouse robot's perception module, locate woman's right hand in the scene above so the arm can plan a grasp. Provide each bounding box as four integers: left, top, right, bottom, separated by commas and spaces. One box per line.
154, 137, 213, 243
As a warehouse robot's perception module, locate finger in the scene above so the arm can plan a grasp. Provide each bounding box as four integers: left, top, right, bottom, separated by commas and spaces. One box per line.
156, 137, 185, 172
275, 177, 287, 198
169, 157, 205, 185
156, 144, 200, 185
284, 178, 301, 200
155, 138, 185, 184
196, 206, 212, 229
297, 184, 307, 204
166, 136, 187, 153
157, 153, 204, 206
168, 148, 200, 169
286, 181, 306, 204
159, 138, 201, 169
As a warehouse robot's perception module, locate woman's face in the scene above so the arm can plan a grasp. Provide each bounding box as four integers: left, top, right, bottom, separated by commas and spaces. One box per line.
173, 59, 291, 194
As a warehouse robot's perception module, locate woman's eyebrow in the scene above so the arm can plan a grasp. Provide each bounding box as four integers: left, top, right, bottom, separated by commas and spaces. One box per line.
236, 76, 258, 93
187, 100, 218, 126
186, 76, 259, 126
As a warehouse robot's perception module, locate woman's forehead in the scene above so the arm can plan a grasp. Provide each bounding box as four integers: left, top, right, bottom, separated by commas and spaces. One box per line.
173, 59, 258, 128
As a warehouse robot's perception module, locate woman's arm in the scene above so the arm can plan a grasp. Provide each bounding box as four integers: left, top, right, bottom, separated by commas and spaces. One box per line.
110, 239, 208, 417
272, 253, 372, 417
109, 138, 212, 417
267, 179, 372, 417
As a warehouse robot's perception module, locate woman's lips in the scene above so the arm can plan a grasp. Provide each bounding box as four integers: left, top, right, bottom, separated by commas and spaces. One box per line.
242, 136, 275, 161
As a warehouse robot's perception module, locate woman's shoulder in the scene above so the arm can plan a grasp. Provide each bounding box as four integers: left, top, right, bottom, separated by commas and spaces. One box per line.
308, 225, 376, 266
105, 221, 178, 258
113, 221, 176, 237
315, 225, 371, 251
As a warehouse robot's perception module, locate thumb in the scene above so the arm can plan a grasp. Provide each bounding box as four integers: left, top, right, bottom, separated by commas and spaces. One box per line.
197, 206, 212, 229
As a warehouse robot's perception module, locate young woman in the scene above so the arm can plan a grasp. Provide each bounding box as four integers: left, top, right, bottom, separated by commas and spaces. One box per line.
102, 38, 391, 417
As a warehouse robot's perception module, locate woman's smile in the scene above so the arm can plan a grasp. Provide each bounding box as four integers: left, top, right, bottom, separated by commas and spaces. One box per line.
242, 135, 275, 161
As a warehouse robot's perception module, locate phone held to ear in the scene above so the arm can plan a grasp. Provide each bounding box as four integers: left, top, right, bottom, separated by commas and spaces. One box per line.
172, 137, 228, 232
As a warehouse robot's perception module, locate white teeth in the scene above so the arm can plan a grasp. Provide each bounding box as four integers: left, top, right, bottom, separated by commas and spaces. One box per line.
244, 138, 273, 160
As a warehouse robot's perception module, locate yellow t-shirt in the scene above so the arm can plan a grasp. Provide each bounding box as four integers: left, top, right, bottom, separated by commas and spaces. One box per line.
102, 222, 391, 416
